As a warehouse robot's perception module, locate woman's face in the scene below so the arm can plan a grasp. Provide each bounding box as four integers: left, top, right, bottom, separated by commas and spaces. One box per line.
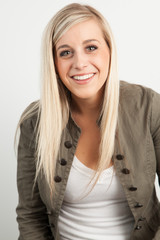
55, 19, 110, 102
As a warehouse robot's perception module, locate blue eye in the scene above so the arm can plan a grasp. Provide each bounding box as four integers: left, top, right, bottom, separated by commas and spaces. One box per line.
86, 45, 98, 51
60, 50, 71, 57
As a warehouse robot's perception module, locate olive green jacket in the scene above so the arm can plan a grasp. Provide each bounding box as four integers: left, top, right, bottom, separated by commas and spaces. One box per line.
16, 81, 160, 240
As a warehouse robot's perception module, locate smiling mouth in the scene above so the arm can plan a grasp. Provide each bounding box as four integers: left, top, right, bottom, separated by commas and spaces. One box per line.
71, 73, 95, 81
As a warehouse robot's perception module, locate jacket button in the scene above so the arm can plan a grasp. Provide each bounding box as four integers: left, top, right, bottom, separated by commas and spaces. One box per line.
134, 203, 143, 208
46, 211, 52, 215
60, 158, 67, 166
138, 217, 146, 221
116, 154, 124, 160
54, 176, 62, 182
129, 186, 137, 191
135, 225, 142, 230
121, 168, 130, 174
50, 223, 55, 228
64, 141, 72, 148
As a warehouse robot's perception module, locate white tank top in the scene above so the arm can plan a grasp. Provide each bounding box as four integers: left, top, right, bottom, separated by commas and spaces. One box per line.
58, 156, 135, 240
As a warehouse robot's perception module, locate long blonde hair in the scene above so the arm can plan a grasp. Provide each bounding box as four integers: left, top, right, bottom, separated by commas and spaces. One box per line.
16, 3, 119, 193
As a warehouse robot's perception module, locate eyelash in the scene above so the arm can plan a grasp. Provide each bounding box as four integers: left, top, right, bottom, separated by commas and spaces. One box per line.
60, 50, 71, 57
59, 45, 98, 57
86, 45, 98, 51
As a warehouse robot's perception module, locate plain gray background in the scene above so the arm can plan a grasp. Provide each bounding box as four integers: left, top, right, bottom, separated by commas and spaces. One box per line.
0, 0, 160, 239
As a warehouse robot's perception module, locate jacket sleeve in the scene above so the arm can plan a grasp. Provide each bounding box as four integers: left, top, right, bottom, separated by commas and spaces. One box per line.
16, 117, 53, 240
150, 89, 160, 240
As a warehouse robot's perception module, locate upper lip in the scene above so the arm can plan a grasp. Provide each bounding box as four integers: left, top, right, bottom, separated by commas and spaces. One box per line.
70, 72, 95, 77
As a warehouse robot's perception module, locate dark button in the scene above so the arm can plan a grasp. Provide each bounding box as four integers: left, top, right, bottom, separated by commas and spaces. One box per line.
135, 225, 142, 230
129, 186, 137, 191
60, 158, 67, 166
46, 211, 52, 215
121, 168, 130, 174
138, 217, 146, 221
134, 203, 143, 208
54, 176, 62, 183
64, 141, 72, 148
50, 223, 55, 228
116, 154, 124, 160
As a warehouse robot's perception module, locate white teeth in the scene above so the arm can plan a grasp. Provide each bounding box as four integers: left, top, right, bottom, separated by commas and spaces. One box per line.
72, 73, 94, 80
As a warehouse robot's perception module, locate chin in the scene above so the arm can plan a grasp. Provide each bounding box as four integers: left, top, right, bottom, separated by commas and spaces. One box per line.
75, 93, 98, 100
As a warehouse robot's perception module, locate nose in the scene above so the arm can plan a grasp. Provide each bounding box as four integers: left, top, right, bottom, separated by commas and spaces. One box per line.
72, 51, 88, 70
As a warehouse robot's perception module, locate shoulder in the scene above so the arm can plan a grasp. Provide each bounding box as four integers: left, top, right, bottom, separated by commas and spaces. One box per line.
119, 81, 160, 130
120, 80, 155, 97
20, 100, 40, 132
17, 101, 40, 149
119, 80, 160, 108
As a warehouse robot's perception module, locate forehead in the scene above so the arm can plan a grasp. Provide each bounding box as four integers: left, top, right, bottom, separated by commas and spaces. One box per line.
56, 19, 104, 47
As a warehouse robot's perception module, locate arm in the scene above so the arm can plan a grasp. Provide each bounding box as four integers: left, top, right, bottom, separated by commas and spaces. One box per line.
16, 117, 53, 240
150, 89, 160, 240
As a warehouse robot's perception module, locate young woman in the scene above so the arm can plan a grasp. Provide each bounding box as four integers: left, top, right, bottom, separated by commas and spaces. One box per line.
16, 3, 160, 240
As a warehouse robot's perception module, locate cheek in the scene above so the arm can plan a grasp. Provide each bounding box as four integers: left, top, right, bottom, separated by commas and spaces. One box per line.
94, 48, 110, 64
55, 61, 65, 80
56, 59, 70, 78
55, 58, 62, 74
55, 60, 71, 89
101, 53, 110, 73
93, 54, 110, 74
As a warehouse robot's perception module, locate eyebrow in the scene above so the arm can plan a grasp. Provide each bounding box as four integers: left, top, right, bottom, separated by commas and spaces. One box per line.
57, 39, 100, 51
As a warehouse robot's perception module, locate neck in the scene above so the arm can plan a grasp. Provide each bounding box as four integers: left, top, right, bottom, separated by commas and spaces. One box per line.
71, 90, 104, 120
